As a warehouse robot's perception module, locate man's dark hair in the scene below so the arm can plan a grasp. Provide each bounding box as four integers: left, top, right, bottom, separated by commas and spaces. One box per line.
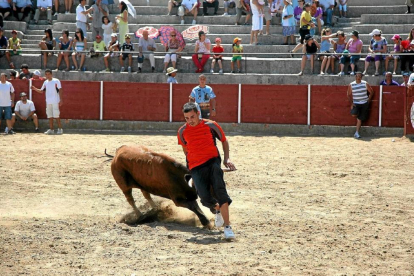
10, 70, 17, 77
21, 64, 29, 70
45, 69, 52, 74
183, 102, 198, 113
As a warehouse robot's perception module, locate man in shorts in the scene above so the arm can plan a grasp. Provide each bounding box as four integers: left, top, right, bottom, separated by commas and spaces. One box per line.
189, 74, 216, 119
0, 73, 15, 134
178, 102, 237, 240
347, 71, 374, 139
31, 69, 64, 135
119, 34, 134, 73
180, 0, 198, 25
11, 92, 39, 132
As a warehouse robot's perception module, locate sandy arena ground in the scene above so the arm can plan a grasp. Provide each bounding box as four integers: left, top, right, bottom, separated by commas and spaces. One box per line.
0, 131, 413, 275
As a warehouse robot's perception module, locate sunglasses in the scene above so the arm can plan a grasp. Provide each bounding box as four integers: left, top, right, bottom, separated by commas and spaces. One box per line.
171, 35, 176, 37
76, 32, 80, 33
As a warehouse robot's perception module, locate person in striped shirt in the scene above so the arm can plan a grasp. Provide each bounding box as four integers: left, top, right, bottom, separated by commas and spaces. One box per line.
347, 71, 374, 139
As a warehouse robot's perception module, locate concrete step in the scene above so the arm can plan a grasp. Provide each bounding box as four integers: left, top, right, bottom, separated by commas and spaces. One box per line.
351, 24, 414, 35
3, 53, 403, 76
361, 14, 414, 24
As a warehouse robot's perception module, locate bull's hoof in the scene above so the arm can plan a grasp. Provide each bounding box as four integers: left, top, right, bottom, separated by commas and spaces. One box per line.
203, 221, 214, 230
119, 209, 159, 225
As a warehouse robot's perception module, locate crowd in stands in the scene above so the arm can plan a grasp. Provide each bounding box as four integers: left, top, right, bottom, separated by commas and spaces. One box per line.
0, 0, 412, 80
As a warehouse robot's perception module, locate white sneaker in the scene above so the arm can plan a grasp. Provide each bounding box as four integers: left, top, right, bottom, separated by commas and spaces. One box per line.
53, 12, 58, 16
192, 19, 196, 25
210, 69, 214, 73
120, 66, 125, 73
354, 132, 361, 139
4, 127, 8, 134
65, 11, 70, 14
224, 225, 235, 240
181, 20, 184, 25
128, 66, 131, 73
219, 69, 223, 74
215, 212, 224, 227
44, 129, 54, 135
57, 128, 63, 135
223, 12, 228, 16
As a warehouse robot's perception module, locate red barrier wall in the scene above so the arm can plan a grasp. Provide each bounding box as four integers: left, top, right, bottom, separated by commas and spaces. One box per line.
103, 82, 169, 121
10, 79, 30, 102
404, 87, 414, 135
381, 86, 405, 127
171, 84, 239, 123
241, 85, 308, 124
311, 85, 380, 126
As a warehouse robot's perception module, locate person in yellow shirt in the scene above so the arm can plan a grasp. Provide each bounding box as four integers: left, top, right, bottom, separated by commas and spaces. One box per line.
5, 30, 22, 69
90, 35, 107, 57
231, 37, 243, 73
289, 3, 315, 57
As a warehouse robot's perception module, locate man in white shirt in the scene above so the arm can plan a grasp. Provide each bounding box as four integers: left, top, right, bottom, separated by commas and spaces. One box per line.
318, 0, 334, 26
180, 0, 198, 25
31, 69, 64, 135
138, 30, 156, 73
34, 0, 52, 24
11, 92, 39, 132
76, 0, 92, 36
0, 73, 15, 134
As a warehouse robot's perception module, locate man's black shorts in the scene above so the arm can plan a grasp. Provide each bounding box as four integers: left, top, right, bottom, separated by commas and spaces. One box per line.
351, 102, 369, 121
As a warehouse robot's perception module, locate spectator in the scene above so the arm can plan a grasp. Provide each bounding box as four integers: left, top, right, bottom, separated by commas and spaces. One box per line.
318, 28, 337, 75
12, 0, 32, 21
116, 0, 129, 45
192, 30, 211, 73
223, 0, 235, 16
34, 0, 52, 24
119, 34, 134, 73
178, 101, 237, 240
210, 37, 224, 74
166, 67, 178, 83
347, 71, 374, 138
290, 3, 314, 57
9, 69, 18, 79
38, 28, 56, 69
76, 0, 91, 37
311, 0, 323, 35
0, 29, 9, 66
406, 0, 413, 14
103, 33, 119, 72
162, 30, 184, 73
53, 0, 59, 16
270, 0, 283, 17
0, 0, 11, 27
56, 29, 73, 71
31, 70, 45, 80
203, 0, 219, 15
0, 73, 15, 134
293, 0, 303, 24
90, 34, 106, 58
71, 28, 87, 71
19, 63, 32, 79
362, 29, 387, 76
235, 0, 251, 25
138, 30, 156, 73
167, 0, 182, 15
400, 29, 414, 74
298, 34, 320, 76
180, 0, 198, 25
282, 0, 295, 45
408, 70, 414, 91
249, 0, 264, 45
261, 0, 273, 36
338, 30, 362, 76
189, 74, 216, 118
379, 72, 400, 86
31, 69, 64, 135
64, 0, 72, 14
401, 72, 410, 86
90, 0, 108, 39
330, 30, 346, 74
11, 92, 39, 132
385, 34, 401, 75
6, 29, 21, 69
231, 37, 243, 73
337, 0, 347, 18
318, 0, 334, 27
101, 16, 115, 47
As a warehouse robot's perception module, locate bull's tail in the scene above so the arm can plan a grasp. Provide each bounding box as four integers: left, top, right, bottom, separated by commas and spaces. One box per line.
104, 149, 114, 158
99, 148, 114, 162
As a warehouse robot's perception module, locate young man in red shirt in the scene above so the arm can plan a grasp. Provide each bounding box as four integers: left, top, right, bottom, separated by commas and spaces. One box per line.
178, 102, 237, 239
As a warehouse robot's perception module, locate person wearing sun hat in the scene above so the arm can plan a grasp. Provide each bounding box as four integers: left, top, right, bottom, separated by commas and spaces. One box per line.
362, 29, 388, 76
385, 34, 402, 75
166, 67, 178, 83
338, 30, 362, 76
231, 37, 243, 73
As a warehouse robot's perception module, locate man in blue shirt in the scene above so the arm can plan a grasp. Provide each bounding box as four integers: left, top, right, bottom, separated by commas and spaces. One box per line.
379, 72, 400, 86
189, 74, 216, 119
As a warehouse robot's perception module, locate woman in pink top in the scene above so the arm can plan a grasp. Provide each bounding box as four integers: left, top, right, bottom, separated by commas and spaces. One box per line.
338, 30, 363, 76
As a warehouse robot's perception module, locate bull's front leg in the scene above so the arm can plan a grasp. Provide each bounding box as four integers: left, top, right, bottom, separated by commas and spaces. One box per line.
123, 189, 143, 217
140, 190, 157, 209
178, 200, 213, 229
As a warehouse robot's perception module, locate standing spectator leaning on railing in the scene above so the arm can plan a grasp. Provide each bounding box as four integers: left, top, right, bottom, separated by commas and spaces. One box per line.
362, 29, 387, 76
71, 28, 87, 71
56, 29, 73, 71
34, 0, 52, 24
192, 30, 211, 73
338, 30, 362, 76
12, 0, 32, 21
76, 0, 91, 37
39, 28, 56, 69
290, 3, 314, 56
163, 30, 183, 73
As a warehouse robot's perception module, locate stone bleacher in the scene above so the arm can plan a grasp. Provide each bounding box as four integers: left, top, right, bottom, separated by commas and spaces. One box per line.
1, 0, 412, 85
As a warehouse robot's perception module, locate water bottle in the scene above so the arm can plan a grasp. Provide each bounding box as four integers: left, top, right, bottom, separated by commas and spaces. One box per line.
82, 66, 87, 71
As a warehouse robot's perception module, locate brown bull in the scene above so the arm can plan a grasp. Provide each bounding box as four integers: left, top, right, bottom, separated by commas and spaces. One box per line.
108, 145, 211, 227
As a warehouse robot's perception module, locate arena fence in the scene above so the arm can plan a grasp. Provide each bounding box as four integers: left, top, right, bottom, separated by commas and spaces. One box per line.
11, 80, 408, 129
404, 86, 414, 135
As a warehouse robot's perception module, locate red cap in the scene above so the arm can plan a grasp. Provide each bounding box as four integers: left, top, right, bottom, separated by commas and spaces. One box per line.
11, 30, 17, 34
96, 35, 102, 39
